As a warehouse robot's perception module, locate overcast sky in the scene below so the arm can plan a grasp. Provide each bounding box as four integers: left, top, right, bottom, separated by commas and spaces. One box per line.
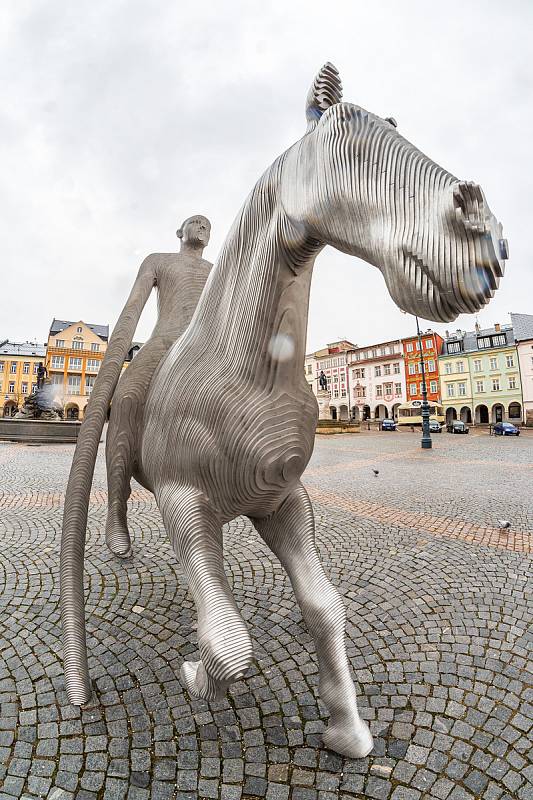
1, 1, 531, 352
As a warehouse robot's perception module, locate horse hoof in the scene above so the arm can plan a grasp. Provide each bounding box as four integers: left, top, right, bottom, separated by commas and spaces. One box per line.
323, 718, 373, 759
180, 660, 226, 702
106, 525, 133, 558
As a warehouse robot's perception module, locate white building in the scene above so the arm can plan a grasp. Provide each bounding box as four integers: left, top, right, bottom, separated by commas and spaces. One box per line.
306, 340, 357, 420
511, 313, 533, 426
348, 339, 406, 421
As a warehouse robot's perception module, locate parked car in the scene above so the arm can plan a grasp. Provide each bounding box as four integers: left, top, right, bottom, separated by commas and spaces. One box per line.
447, 420, 469, 434
429, 419, 442, 433
381, 418, 397, 431
493, 422, 520, 436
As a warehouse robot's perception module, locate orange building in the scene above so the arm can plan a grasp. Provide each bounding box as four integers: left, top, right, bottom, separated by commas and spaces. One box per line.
402, 330, 444, 403
45, 319, 109, 419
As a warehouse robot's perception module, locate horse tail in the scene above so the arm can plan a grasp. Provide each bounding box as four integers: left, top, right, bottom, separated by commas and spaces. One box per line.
60, 261, 155, 703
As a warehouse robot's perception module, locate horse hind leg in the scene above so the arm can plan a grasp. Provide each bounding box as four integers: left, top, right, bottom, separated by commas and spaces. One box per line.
251, 483, 373, 759
157, 482, 254, 701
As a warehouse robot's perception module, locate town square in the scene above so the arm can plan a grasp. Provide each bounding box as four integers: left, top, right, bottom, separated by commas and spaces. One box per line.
1, 2, 532, 799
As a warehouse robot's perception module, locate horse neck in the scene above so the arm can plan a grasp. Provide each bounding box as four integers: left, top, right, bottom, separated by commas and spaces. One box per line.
196, 158, 322, 387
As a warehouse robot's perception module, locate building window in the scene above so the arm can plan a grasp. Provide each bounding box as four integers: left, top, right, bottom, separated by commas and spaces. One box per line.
33, 362, 39, 374
341, 390, 346, 397
306, 364, 312, 375
31, 383, 37, 393
445, 362, 452, 375
376, 385, 383, 397
458, 382, 466, 396
506, 355, 514, 368
51, 355, 64, 369
492, 378, 500, 391
493, 334, 506, 346
50, 374, 63, 385
383, 383, 393, 396
10, 361, 17, 374
393, 362, 400, 374
21, 382, 28, 394
490, 357, 498, 370
91, 343, 100, 352
477, 336, 492, 349
424, 339, 432, 349
8, 381, 15, 393
67, 375, 81, 394
85, 375, 95, 395
375, 366, 381, 377
473, 359, 482, 372
447, 384, 455, 398
408, 363, 417, 375
55, 339, 65, 348
509, 376, 517, 390
476, 380, 484, 393
384, 364, 391, 376
72, 339, 83, 350
353, 368, 365, 379
395, 382, 402, 395
427, 359, 435, 372
447, 341, 461, 353
333, 390, 338, 398
410, 383, 417, 396
77, 326, 83, 333
456, 361, 464, 373
406, 343, 414, 352
430, 380, 437, 393
23, 362, 30, 374
0, 361, 4, 372
69, 357, 82, 370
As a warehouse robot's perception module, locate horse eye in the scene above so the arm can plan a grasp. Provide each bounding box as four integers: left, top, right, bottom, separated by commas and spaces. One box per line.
385, 116, 398, 128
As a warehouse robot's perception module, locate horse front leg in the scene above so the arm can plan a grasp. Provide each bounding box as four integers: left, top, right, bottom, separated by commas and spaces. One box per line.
157, 482, 254, 701
251, 482, 373, 759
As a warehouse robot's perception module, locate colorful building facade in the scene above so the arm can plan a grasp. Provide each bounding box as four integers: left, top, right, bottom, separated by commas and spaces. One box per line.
45, 319, 109, 419
510, 313, 533, 426
348, 339, 405, 421
401, 330, 444, 405
0, 341, 46, 417
439, 324, 522, 424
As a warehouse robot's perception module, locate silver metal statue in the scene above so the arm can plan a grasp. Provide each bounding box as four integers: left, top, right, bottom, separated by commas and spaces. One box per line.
61, 63, 507, 759
105, 215, 212, 557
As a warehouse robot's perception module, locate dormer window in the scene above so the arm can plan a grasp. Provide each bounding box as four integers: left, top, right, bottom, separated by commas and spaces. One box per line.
77, 326, 82, 333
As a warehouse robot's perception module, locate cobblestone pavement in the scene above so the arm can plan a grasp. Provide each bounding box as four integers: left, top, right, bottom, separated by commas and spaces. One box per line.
0, 429, 531, 800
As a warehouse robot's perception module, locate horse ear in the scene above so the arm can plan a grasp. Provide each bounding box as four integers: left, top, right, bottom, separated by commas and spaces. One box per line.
305, 62, 343, 132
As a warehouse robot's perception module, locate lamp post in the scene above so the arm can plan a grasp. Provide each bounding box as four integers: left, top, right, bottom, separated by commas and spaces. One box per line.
415, 316, 432, 450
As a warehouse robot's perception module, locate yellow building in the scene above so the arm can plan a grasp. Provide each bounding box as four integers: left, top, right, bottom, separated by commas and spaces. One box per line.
45, 319, 109, 419
0, 340, 47, 416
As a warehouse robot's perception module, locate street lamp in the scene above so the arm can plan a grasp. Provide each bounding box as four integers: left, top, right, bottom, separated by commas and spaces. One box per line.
415, 316, 432, 450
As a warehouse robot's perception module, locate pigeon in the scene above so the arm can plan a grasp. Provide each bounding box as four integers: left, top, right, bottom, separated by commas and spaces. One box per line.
498, 520, 511, 531
372, 469, 379, 477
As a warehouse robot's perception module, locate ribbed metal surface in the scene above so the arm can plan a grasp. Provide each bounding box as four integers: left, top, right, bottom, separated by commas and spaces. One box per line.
61, 63, 506, 757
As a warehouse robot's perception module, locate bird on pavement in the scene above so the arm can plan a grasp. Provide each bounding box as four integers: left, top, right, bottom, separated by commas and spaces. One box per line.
498, 520, 511, 531
372, 469, 379, 477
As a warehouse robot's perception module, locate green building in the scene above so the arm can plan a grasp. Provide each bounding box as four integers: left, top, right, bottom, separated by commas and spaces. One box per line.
439, 324, 522, 425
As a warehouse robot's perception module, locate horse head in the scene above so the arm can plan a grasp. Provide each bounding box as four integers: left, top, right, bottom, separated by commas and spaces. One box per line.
281, 63, 507, 322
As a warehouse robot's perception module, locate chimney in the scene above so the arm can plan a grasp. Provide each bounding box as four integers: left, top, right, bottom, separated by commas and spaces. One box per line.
475, 322, 480, 333
494, 323, 501, 332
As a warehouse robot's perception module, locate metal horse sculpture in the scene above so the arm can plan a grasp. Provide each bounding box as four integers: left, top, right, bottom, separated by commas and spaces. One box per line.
61, 63, 507, 758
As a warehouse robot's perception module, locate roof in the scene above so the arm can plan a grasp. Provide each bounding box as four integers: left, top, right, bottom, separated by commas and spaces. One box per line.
0, 341, 46, 357
442, 323, 515, 354
49, 318, 109, 341
510, 313, 533, 342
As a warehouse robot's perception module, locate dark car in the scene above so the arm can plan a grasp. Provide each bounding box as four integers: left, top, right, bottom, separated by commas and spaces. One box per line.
429, 419, 442, 433
447, 420, 469, 434
381, 418, 397, 431
493, 422, 520, 436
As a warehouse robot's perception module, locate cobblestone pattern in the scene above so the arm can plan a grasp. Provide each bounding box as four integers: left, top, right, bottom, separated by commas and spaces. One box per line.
0, 431, 531, 799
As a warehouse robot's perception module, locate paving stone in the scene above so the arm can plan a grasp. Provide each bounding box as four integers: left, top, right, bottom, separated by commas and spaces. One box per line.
0, 433, 532, 800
